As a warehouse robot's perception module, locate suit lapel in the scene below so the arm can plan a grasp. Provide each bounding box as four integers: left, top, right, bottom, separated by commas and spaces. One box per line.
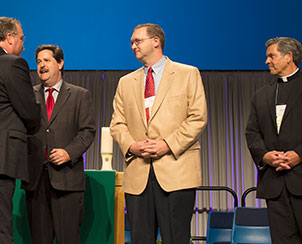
132, 68, 147, 127
48, 81, 71, 125
34, 85, 48, 123
132, 58, 174, 127
266, 72, 302, 133
281, 73, 302, 123
149, 59, 174, 123
266, 80, 277, 131
0, 47, 5, 56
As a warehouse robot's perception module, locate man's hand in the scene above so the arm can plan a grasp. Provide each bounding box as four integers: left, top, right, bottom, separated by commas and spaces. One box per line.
129, 139, 171, 159
129, 140, 156, 158
262, 150, 302, 171
262, 151, 291, 171
279, 150, 302, 170
49, 148, 71, 165
141, 139, 171, 159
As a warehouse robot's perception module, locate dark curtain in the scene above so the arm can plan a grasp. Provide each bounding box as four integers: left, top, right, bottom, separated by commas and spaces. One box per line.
30, 69, 274, 237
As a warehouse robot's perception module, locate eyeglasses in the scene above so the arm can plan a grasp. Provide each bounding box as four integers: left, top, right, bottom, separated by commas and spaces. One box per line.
11, 32, 25, 43
130, 37, 154, 47
20, 35, 26, 43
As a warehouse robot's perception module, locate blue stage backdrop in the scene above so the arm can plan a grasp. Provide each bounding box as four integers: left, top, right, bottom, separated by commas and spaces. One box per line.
3, 0, 302, 70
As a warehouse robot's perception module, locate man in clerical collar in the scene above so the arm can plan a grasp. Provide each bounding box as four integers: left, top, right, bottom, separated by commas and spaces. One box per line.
246, 37, 302, 243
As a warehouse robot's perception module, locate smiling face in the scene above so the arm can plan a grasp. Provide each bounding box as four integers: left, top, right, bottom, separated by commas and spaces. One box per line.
36, 49, 64, 87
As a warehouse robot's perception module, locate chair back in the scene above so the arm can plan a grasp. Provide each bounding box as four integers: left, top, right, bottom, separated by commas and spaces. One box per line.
206, 211, 233, 244
231, 207, 271, 244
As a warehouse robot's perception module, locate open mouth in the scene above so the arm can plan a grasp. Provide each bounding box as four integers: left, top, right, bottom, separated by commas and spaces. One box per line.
40, 69, 48, 74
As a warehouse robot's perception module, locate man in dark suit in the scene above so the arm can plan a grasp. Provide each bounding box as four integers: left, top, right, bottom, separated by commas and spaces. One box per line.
23, 44, 96, 244
0, 17, 41, 243
246, 37, 302, 243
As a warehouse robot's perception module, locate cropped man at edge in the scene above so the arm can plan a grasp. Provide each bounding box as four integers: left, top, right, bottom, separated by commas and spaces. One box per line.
0, 17, 41, 243
246, 37, 302, 243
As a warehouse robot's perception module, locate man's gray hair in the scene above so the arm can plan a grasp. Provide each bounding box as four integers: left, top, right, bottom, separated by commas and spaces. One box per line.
266, 37, 302, 67
0, 17, 21, 42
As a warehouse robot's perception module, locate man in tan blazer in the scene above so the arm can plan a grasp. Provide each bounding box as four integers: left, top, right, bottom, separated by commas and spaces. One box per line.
110, 23, 207, 244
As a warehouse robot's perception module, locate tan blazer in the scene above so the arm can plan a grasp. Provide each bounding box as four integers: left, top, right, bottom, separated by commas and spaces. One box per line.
110, 58, 207, 194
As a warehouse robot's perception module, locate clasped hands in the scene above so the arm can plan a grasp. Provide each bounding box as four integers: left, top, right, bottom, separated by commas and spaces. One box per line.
129, 139, 171, 159
263, 150, 302, 171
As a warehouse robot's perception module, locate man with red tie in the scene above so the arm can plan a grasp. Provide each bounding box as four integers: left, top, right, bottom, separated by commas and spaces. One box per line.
23, 44, 96, 244
110, 23, 207, 244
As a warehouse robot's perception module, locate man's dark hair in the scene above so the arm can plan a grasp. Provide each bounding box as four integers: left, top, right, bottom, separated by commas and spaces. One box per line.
35, 44, 64, 71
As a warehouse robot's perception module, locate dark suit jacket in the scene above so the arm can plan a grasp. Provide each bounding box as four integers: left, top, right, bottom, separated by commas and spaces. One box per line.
22, 81, 96, 191
0, 47, 41, 182
246, 71, 302, 199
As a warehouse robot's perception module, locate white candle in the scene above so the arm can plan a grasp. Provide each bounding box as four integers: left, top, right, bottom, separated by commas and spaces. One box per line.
101, 127, 113, 153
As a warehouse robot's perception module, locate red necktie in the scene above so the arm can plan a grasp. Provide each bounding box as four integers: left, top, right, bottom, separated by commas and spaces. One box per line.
144, 68, 155, 123
46, 88, 55, 121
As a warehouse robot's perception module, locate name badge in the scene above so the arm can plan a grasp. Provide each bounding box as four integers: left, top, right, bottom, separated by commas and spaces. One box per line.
145, 96, 155, 109
276, 104, 286, 134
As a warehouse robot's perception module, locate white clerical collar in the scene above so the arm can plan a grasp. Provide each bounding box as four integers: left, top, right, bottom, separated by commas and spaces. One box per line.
280, 68, 299, 82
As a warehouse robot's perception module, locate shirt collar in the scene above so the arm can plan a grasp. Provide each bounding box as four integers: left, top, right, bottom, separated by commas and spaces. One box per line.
280, 68, 299, 82
43, 79, 63, 92
144, 56, 167, 75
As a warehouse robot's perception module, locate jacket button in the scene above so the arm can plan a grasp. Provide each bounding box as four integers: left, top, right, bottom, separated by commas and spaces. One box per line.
46, 129, 50, 133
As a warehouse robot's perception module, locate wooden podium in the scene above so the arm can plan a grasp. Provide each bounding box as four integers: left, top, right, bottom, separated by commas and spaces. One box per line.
114, 172, 125, 244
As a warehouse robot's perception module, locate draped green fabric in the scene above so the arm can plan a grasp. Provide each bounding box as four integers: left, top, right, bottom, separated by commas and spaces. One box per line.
13, 170, 115, 244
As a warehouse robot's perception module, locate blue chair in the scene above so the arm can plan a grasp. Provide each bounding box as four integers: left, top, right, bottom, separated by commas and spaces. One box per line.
231, 207, 271, 244
206, 211, 233, 244
192, 186, 239, 242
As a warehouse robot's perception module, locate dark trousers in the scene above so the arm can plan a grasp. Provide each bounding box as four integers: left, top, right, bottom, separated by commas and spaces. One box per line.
125, 165, 196, 244
0, 175, 15, 244
26, 169, 84, 244
266, 184, 302, 244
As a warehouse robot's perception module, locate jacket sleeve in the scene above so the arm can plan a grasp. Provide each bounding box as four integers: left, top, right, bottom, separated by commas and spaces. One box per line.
164, 67, 207, 159
110, 78, 136, 160
64, 90, 96, 164
6, 57, 41, 135
245, 95, 268, 171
